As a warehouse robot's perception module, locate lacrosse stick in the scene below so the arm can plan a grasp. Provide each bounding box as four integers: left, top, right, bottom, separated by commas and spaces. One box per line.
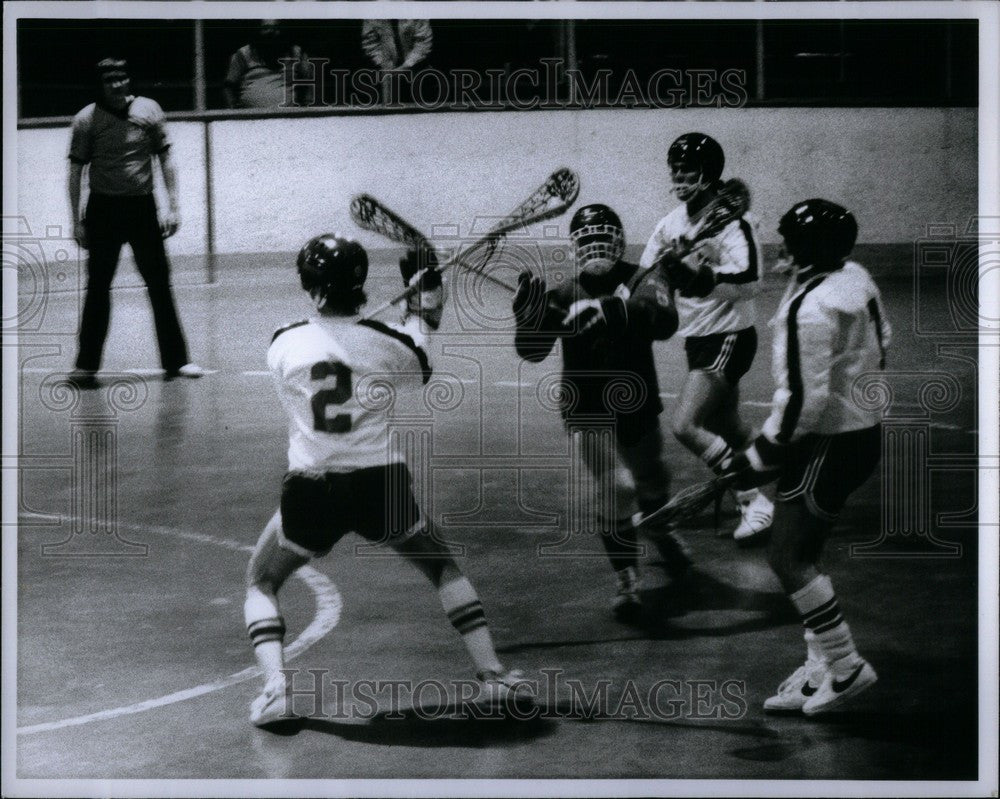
652, 178, 752, 267
351, 168, 580, 320
635, 473, 736, 531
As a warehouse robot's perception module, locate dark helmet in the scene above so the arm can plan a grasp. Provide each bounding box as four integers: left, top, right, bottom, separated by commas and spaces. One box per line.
569, 204, 625, 270
297, 234, 369, 312
667, 132, 725, 184
778, 199, 858, 268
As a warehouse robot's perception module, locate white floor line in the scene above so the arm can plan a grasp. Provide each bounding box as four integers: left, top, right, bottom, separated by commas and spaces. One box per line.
15, 515, 341, 736
20, 368, 220, 377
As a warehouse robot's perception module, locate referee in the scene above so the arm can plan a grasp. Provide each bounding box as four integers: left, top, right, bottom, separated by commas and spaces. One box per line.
68, 57, 203, 388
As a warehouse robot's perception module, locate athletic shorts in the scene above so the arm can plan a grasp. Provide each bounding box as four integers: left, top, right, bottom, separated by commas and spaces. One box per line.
776, 424, 882, 522
684, 326, 757, 385
279, 462, 423, 556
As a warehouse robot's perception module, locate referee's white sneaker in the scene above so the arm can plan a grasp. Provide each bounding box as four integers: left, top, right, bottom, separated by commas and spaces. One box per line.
764, 658, 828, 713
802, 657, 878, 716
166, 362, 207, 379
733, 491, 773, 543
250, 672, 296, 728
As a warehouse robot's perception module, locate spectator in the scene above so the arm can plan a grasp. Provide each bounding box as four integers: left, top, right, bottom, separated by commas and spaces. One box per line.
361, 19, 433, 105
67, 58, 203, 388
224, 20, 310, 109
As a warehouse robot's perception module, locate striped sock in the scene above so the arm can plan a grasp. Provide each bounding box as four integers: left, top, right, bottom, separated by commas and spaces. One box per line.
245, 590, 286, 647
439, 577, 502, 674
790, 574, 861, 672
247, 616, 286, 646
245, 587, 286, 677
700, 436, 734, 475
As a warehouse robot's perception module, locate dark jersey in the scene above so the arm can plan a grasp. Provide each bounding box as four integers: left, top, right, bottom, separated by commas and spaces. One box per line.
514, 261, 677, 442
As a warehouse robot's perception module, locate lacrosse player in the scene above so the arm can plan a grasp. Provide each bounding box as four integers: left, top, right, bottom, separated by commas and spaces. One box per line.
726, 199, 890, 715
512, 204, 692, 625
641, 132, 773, 543
244, 235, 528, 728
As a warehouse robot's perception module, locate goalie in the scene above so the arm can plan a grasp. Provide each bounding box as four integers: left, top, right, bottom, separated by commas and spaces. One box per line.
512, 203, 693, 626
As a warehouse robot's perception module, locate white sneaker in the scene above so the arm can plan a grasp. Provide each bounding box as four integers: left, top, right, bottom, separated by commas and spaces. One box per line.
476, 668, 535, 703
802, 657, 878, 716
764, 659, 828, 713
612, 566, 642, 622
733, 492, 773, 543
167, 363, 207, 379
249, 672, 296, 728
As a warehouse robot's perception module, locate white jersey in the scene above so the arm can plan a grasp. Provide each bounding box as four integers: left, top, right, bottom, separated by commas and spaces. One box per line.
761, 261, 892, 443
267, 315, 432, 472
640, 205, 760, 338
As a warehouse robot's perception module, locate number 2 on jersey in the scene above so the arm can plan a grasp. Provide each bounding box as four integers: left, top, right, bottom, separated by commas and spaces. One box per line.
310, 361, 352, 433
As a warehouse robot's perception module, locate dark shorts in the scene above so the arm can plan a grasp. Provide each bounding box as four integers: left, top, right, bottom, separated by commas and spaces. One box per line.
279, 462, 423, 556
685, 326, 757, 386
776, 424, 882, 522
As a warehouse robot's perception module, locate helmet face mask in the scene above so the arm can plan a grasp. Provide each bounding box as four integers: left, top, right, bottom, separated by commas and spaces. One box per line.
670, 166, 708, 202
297, 234, 369, 314
569, 204, 625, 276
773, 243, 797, 275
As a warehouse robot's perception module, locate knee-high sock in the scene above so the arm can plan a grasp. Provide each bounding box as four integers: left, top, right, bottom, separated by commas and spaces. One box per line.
245, 586, 286, 677
699, 436, 734, 475
439, 576, 503, 674
790, 574, 861, 672
702, 436, 762, 505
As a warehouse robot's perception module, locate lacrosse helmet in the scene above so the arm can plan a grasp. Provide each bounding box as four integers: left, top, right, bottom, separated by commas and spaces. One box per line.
297, 234, 369, 313
778, 199, 857, 271
668, 133, 725, 201
569, 204, 626, 274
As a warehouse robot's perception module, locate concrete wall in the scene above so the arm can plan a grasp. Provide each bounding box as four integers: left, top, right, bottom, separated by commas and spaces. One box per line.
17, 121, 208, 258
17, 107, 976, 264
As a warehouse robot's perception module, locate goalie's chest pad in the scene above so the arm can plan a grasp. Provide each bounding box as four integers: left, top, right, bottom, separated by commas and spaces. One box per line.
554, 264, 662, 418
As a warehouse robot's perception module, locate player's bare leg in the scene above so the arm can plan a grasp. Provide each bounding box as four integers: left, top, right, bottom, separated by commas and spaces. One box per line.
671, 368, 732, 459
704, 383, 752, 453
390, 528, 531, 700
244, 510, 310, 727
765, 500, 876, 715
674, 371, 772, 541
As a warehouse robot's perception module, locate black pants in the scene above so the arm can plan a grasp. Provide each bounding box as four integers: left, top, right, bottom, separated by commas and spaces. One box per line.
76, 193, 189, 371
